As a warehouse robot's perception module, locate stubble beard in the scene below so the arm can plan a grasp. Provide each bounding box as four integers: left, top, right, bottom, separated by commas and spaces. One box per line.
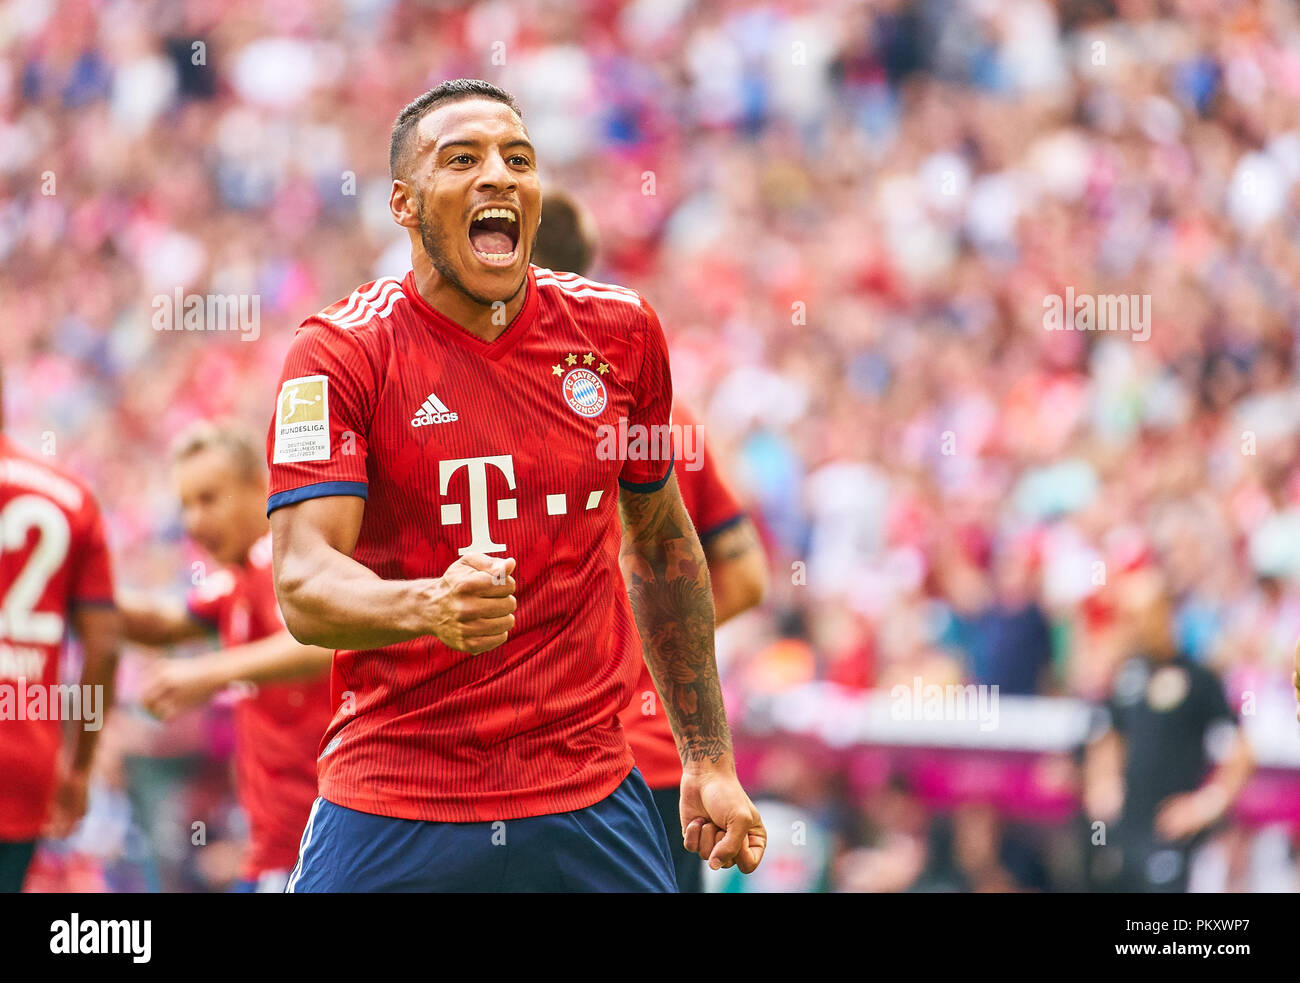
417, 199, 527, 309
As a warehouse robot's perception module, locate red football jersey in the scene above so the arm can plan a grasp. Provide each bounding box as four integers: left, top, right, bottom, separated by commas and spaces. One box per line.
616, 403, 746, 790
0, 434, 115, 841
185, 532, 332, 878
266, 266, 673, 822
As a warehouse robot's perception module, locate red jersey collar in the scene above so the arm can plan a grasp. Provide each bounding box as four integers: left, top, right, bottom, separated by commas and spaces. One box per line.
400, 266, 538, 361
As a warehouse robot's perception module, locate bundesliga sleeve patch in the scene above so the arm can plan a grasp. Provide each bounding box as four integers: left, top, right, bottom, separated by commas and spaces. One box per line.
273, 375, 331, 463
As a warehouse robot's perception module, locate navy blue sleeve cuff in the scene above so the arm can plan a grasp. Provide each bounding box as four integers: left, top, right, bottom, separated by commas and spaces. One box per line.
267, 480, 368, 516
618, 454, 674, 494
698, 512, 746, 544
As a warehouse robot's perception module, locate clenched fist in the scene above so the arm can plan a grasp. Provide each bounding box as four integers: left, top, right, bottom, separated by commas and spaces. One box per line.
429, 553, 517, 654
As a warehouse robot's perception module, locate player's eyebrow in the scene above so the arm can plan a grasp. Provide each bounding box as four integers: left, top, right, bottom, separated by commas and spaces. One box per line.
436, 137, 535, 156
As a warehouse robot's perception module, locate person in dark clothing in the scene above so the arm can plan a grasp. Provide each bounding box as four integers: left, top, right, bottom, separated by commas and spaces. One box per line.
950, 546, 1054, 695
1084, 568, 1254, 892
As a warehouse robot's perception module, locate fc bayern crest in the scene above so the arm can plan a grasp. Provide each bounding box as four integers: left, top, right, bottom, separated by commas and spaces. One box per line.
562, 367, 608, 417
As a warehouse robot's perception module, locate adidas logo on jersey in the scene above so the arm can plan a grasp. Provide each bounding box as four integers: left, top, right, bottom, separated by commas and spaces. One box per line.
411, 392, 458, 427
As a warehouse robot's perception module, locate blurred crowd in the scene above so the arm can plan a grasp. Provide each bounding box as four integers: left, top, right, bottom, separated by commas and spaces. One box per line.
4, 0, 1300, 891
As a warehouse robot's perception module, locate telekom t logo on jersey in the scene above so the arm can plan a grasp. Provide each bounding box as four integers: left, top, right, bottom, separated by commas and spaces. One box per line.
438, 454, 605, 554
439, 456, 516, 555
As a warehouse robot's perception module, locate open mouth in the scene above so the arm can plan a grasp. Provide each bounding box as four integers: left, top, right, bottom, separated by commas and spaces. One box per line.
468, 206, 521, 267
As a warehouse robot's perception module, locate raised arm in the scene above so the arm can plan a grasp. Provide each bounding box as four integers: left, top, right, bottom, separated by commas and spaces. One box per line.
138, 630, 335, 720
117, 588, 209, 647
270, 495, 516, 653
618, 473, 765, 873
207, 633, 333, 684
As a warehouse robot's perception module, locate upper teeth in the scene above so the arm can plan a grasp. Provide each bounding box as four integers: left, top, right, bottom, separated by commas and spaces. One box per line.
473, 207, 516, 222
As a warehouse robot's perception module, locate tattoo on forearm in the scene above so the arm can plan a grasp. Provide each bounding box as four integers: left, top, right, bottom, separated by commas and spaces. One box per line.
619, 480, 732, 766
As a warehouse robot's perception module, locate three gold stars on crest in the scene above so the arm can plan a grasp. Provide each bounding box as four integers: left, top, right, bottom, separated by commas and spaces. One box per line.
552, 352, 609, 376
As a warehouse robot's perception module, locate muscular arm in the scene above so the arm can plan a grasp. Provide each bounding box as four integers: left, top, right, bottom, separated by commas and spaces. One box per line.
618, 473, 731, 768
117, 588, 208, 647
271, 495, 432, 649
701, 518, 767, 626
270, 495, 514, 653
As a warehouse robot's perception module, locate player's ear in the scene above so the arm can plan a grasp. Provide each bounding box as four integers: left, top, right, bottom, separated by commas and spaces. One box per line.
389, 180, 419, 229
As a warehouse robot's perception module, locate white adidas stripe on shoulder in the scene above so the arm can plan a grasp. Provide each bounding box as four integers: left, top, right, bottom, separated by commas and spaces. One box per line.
322, 277, 405, 330
323, 278, 397, 326
535, 267, 639, 294
532, 268, 642, 306
334, 278, 404, 329
533, 268, 640, 297
342, 285, 404, 328
534, 278, 643, 306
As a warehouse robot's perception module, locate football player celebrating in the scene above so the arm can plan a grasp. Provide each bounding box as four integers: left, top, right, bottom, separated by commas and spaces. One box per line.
269, 80, 765, 891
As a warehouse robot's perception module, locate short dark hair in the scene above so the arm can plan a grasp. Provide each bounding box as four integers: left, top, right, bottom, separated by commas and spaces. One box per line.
390, 79, 522, 180
533, 190, 598, 275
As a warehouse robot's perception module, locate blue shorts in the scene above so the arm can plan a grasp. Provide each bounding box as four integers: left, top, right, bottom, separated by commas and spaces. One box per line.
285, 766, 678, 892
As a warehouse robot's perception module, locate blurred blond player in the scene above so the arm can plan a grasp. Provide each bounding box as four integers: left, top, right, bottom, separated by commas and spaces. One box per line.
534, 190, 769, 892
0, 372, 122, 892
117, 421, 333, 893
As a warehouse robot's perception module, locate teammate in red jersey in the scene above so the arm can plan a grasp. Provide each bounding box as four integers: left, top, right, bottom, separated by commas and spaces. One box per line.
534, 191, 769, 892
0, 377, 122, 892
269, 79, 766, 892
116, 421, 333, 892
